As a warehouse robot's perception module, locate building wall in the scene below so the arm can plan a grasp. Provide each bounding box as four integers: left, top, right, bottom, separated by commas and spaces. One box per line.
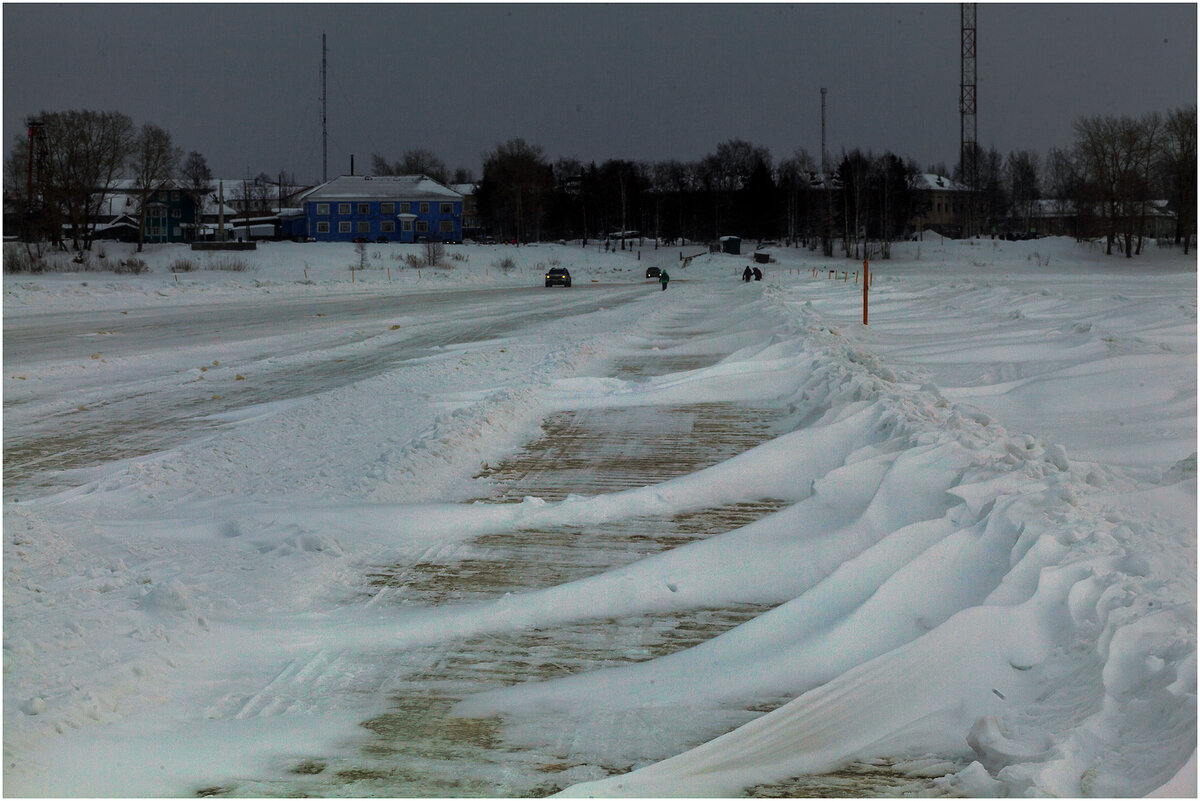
304, 198, 462, 242
910, 189, 970, 234
143, 188, 196, 243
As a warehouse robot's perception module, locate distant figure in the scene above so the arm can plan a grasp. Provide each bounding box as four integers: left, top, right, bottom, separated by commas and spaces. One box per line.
742, 265, 753, 282
659, 268, 670, 291
752, 266, 763, 281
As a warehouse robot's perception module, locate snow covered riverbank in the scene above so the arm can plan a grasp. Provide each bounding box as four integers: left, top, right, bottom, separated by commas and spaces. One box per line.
4, 237, 1195, 796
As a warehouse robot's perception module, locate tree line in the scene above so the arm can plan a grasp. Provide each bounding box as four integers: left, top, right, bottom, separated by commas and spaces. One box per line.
6, 110, 188, 252
463, 105, 1195, 256
468, 137, 928, 259
5, 110, 297, 253
462, 106, 1194, 258
6, 105, 1194, 259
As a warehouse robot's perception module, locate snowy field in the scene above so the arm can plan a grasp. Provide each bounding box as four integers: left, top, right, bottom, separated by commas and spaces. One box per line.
3, 235, 1195, 797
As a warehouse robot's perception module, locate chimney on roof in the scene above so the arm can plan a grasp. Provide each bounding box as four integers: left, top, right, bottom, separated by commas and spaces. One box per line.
350, 155, 354, 176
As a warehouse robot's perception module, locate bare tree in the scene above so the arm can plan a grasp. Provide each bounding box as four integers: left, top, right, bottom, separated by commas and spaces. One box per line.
229, 174, 275, 240
478, 138, 553, 243
372, 148, 448, 183
179, 151, 212, 241
1006, 150, 1040, 235
648, 159, 694, 244
1074, 113, 1156, 256
977, 147, 1008, 236
370, 153, 394, 177
703, 139, 773, 240
130, 123, 182, 251
31, 110, 135, 250
1044, 147, 1085, 238
836, 150, 872, 258
1132, 112, 1162, 255
1159, 106, 1197, 254
776, 149, 817, 245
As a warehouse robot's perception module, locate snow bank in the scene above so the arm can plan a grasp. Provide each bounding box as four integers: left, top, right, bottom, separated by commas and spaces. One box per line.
4, 237, 1194, 797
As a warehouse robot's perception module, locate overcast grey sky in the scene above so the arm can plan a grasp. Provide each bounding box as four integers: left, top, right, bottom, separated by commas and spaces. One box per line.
3, 3, 1196, 184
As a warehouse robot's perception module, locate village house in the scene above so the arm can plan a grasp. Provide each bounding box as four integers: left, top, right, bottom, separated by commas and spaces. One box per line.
297, 174, 463, 243
89, 179, 200, 243
1017, 198, 1177, 241
908, 173, 971, 238
450, 182, 481, 241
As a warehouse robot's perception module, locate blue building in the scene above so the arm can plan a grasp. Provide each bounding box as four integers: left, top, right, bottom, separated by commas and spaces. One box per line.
297, 175, 463, 243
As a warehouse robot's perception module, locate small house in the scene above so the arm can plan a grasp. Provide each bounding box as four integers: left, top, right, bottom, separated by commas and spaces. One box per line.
91, 179, 198, 243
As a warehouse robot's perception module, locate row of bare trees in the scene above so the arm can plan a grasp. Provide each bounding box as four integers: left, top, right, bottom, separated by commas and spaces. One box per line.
471, 118, 1194, 260
467, 137, 927, 258
954, 106, 1196, 256
1071, 107, 1196, 256
370, 148, 474, 186
5, 109, 186, 252
386, 105, 1193, 258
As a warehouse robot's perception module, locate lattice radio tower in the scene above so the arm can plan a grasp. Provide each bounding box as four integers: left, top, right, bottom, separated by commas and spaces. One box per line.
960, 3, 978, 235
321, 33, 328, 184
23, 118, 47, 242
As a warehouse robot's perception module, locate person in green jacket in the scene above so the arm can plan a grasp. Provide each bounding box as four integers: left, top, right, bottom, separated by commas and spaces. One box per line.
659, 268, 670, 291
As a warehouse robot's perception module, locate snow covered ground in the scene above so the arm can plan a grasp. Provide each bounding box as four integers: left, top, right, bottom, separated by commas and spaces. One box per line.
3, 236, 1195, 797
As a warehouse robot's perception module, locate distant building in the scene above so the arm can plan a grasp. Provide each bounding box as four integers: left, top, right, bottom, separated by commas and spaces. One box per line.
450, 183, 481, 241
91, 179, 197, 243
908, 174, 970, 238
1018, 198, 1176, 241
297, 175, 463, 243
192, 184, 241, 241
209, 177, 313, 241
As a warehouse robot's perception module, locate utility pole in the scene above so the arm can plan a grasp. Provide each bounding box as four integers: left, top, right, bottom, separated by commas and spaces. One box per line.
321, 33, 328, 184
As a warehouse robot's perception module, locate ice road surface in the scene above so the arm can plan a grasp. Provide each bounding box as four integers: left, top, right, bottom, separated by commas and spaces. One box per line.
3, 237, 1195, 797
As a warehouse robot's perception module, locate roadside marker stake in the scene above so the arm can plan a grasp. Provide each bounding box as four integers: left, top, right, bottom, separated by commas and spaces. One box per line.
863, 259, 869, 326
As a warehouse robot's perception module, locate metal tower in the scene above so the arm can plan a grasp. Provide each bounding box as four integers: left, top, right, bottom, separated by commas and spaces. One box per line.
960, 3, 978, 234
321, 33, 328, 183
23, 118, 47, 242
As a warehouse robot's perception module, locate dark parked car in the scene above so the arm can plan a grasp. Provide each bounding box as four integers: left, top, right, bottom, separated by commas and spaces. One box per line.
645, 266, 661, 278
545, 267, 572, 287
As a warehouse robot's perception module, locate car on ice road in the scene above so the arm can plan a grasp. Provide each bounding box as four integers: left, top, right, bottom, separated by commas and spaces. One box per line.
545, 267, 572, 287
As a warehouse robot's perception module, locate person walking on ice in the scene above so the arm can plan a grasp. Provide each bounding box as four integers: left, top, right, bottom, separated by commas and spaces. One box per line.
659, 268, 670, 291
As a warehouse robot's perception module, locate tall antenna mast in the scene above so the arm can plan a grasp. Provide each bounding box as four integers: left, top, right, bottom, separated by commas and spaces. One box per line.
820, 87, 828, 173
960, 3, 978, 235
820, 87, 834, 258
321, 33, 328, 183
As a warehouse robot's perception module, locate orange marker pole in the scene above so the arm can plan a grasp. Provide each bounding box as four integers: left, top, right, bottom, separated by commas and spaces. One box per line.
862, 259, 869, 326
